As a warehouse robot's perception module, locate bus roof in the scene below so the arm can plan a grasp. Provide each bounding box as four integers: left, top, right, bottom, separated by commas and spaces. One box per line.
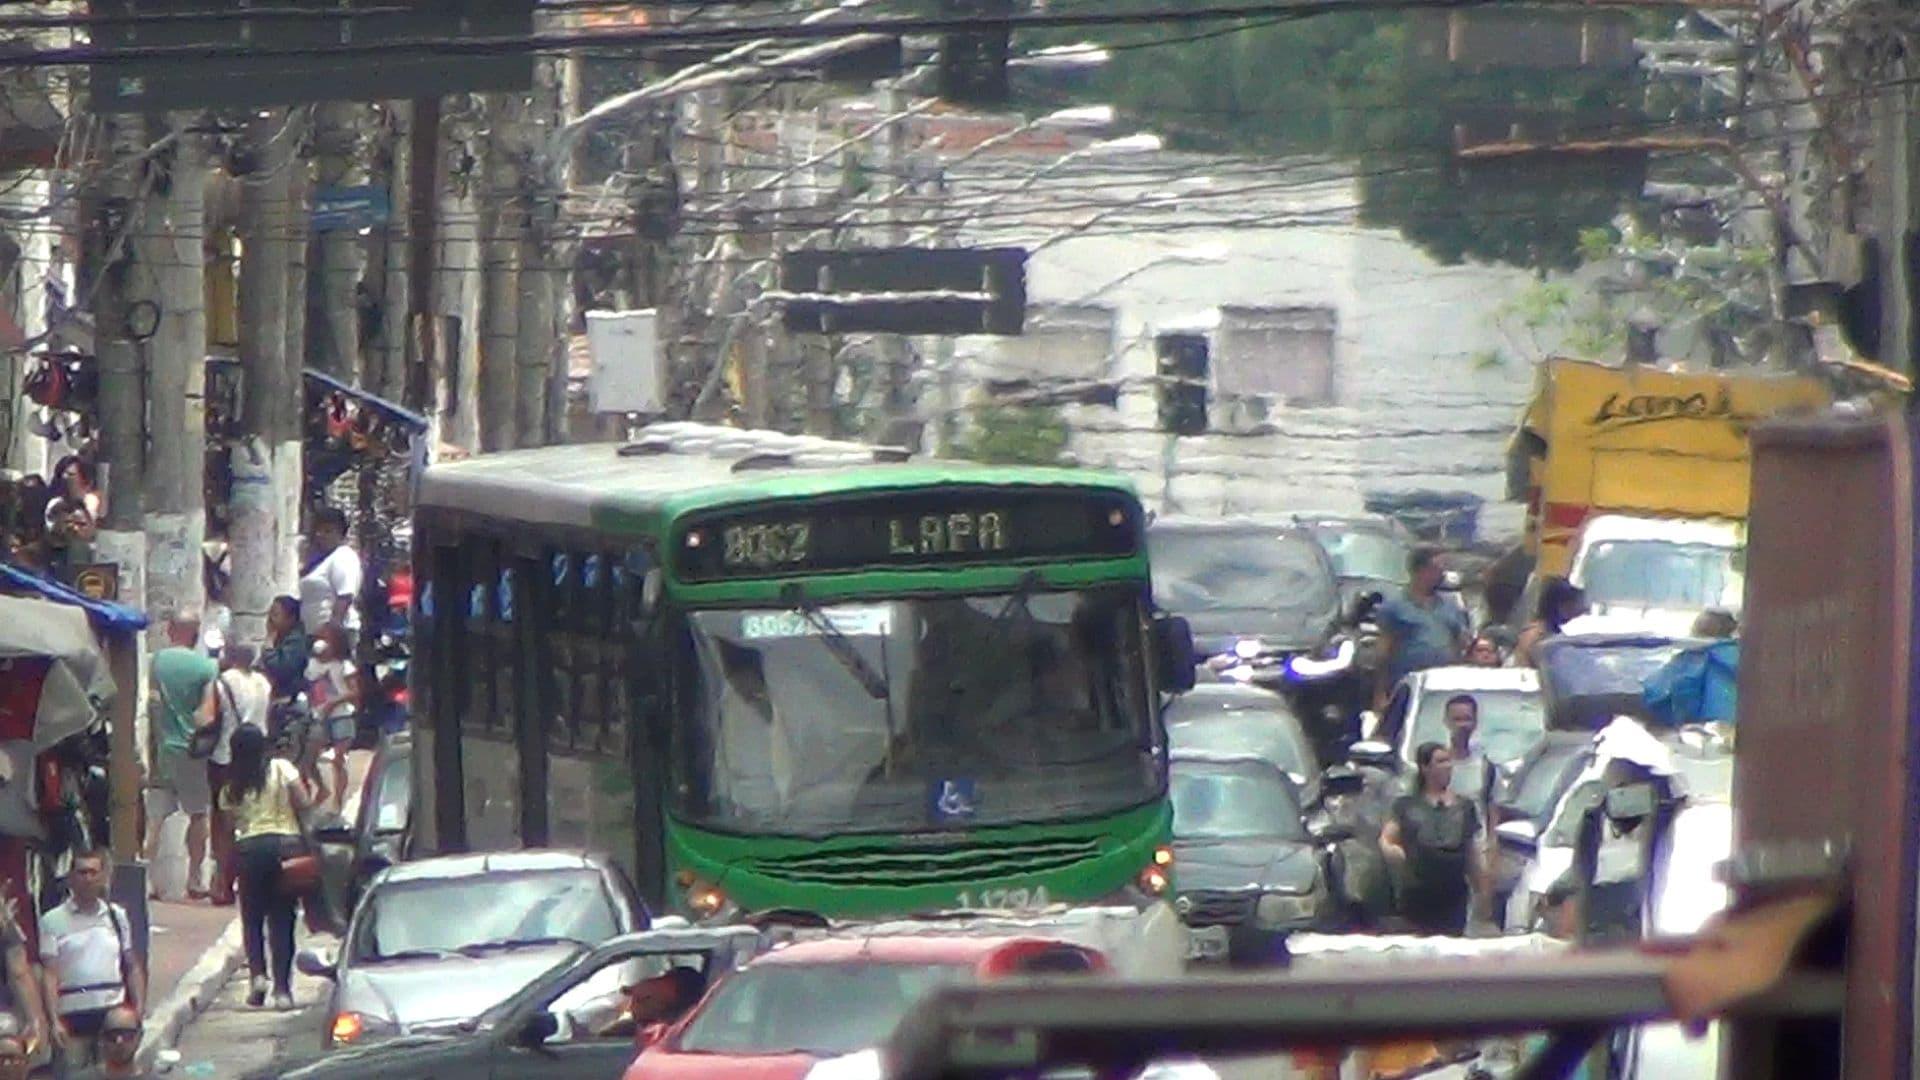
417, 424, 1137, 532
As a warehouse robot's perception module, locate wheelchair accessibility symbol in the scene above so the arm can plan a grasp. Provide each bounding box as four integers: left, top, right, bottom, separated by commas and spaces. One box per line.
931, 778, 978, 823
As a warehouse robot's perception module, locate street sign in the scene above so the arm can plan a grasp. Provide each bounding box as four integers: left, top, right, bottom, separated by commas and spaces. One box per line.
779, 248, 1027, 336
313, 186, 393, 232
89, 0, 535, 112
69, 564, 120, 603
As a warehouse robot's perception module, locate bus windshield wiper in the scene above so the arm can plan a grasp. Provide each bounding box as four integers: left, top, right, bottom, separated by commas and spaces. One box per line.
994, 570, 1045, 632
780, 584, 889, 700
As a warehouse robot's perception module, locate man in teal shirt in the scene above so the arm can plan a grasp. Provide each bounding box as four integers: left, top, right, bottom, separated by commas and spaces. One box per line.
143, 616, 218, 900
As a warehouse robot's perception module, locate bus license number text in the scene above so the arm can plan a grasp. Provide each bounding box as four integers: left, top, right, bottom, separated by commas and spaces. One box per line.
888, 511, 1008, 557
723, 522, 812, 569
955, 886, 1049, 911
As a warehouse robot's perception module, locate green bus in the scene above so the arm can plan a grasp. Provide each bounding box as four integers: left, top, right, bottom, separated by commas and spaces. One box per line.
409, 423, 1194, 920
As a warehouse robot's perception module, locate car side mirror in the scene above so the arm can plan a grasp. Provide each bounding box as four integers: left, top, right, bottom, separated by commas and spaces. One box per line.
1348, 740, 1396, 768
1319, 770, 1364, 799
519, 1011, 560, 1047
1496, 820, 1539, 851
1310, 822, 1355, 845
1154, 615, 1197, 693
313, 824, 355, 845
294, 947, 337, 981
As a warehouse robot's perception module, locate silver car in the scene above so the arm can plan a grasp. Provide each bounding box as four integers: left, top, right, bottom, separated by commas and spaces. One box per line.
299, 849, 648, 1049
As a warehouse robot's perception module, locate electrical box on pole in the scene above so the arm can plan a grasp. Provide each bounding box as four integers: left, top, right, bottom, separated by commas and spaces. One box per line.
779, 247, 1027, 336
938, 0, 1014, 106
1156, 332, 1209, 437
585, 309, 665, 415
89, 0, 536, 112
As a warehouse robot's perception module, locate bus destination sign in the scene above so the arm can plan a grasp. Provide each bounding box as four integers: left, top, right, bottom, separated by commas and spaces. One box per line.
675, 489, 1140, 581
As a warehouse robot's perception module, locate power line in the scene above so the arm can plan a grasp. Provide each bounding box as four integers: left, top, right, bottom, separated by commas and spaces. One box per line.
0, 0, 1760, 68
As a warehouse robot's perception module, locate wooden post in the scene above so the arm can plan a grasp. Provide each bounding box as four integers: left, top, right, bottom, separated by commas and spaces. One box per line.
108, 631, 140, 861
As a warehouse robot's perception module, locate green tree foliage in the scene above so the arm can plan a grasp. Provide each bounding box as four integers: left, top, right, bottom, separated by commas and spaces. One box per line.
950, 404, 1072, 465
1046, 7, 1665, 272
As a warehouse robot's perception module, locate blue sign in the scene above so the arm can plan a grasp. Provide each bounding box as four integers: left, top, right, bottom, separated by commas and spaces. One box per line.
312, 185, 392, 232
930, 779, 978, 824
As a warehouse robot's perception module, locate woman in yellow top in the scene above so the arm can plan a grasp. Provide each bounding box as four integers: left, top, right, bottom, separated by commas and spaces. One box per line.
218, 725, 315, 1012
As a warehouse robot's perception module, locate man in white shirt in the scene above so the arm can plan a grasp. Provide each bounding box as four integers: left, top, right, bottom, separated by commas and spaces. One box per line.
40, 851, 144, 1071
208, 645, 272, 905
298, 507, 362, 645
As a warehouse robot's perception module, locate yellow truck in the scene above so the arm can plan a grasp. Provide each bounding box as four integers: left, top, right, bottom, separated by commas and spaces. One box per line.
1507, 356, 1830, 579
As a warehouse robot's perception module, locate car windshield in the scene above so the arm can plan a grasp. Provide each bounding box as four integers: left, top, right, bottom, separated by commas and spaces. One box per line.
1409, 688, 1546, 768
1148, 528, 1337, 616
1166, 702, 1318, 781
1310, 527, 1408, 585
676, 587, 1159, 835
1504, 747, 1589, 824
1540, 640, 1689, 701
1578, 539, 1743, 613
1170, 760, 1309, 842
350, 870, 621, 962
676, 963, 968, 1057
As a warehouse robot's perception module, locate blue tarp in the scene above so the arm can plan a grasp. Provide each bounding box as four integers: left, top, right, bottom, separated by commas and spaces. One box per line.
0, 563, 148, 632
1643, 640, 1740, 726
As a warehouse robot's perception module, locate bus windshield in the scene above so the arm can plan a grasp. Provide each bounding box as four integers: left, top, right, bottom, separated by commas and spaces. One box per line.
677, 586, 1159, 835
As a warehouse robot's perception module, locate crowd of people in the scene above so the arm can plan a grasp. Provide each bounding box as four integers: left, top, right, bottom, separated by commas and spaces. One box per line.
137, 506, 366, 1023
0, 458, 104, 579
0, 847, 153, 1078
1366, 544, 1738, 938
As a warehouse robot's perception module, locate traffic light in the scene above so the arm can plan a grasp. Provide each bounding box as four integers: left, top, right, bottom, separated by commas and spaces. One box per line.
1156, 333, 1209, 437
938, 0, 1013, 107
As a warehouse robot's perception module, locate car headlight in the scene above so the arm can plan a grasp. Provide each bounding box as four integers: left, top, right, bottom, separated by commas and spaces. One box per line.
329, 1010, 398, 1047
1232, 638, 1264, 660
1254, 891, 1318, 928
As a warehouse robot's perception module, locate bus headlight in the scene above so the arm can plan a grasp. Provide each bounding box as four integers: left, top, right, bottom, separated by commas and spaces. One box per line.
1137, 846, 1174, 896
1254, 892, 1317, 928
687, 879, 735, 921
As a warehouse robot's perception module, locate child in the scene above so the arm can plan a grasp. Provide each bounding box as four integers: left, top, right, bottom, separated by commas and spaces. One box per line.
304, 625, 360, 811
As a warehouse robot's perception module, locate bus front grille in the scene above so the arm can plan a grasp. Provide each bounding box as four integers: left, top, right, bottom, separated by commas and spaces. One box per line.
744, 836, 1103, 886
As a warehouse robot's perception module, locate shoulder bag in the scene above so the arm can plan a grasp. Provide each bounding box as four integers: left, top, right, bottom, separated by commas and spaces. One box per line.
273, 765, 322, 898
158, 675, 221, 761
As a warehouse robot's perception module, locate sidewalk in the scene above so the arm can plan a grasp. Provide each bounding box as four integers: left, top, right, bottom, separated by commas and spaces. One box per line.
138, 749, 374, 1068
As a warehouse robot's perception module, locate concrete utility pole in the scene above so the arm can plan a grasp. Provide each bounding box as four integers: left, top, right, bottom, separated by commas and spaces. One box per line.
479, 90, 526, 451
515, 58, 566, 447
310, 101, 367, 380
138, 115, 209, 630
231, 108, 302, 648
92, 112, 150, 861
370, 102, 413, 404
879, 83, 914, 426
282, 114, 312, 576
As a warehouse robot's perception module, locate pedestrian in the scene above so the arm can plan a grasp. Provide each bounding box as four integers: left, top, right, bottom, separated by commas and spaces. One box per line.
39, 850, 144, 1074
208, 645, 272, 908
1691, 608, 1738, 639
305, 625, 360, 811
0, 891, 46, 1064
1373, 546, 1471, 713
62, 1004, 150, 1080
1511, 577, 1587, 668
259, 596, 311, 719
297, 507, 362, 649
219, 726, 315, 1012
46, 458, 101, 523
1465, 634, 1502, 667
1379, 743, 1486, 936
143, 616, 219, 901
1440, 694, 1489, 807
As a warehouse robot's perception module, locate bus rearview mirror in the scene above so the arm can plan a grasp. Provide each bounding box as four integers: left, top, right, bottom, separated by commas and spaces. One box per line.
1155, 615, 1196, 693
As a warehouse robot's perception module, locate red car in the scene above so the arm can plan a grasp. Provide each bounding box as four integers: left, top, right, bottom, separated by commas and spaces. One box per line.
622, 934, 1110, 1080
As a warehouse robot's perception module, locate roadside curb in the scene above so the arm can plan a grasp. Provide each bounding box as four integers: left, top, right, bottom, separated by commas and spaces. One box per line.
139, 917, 243, 1070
